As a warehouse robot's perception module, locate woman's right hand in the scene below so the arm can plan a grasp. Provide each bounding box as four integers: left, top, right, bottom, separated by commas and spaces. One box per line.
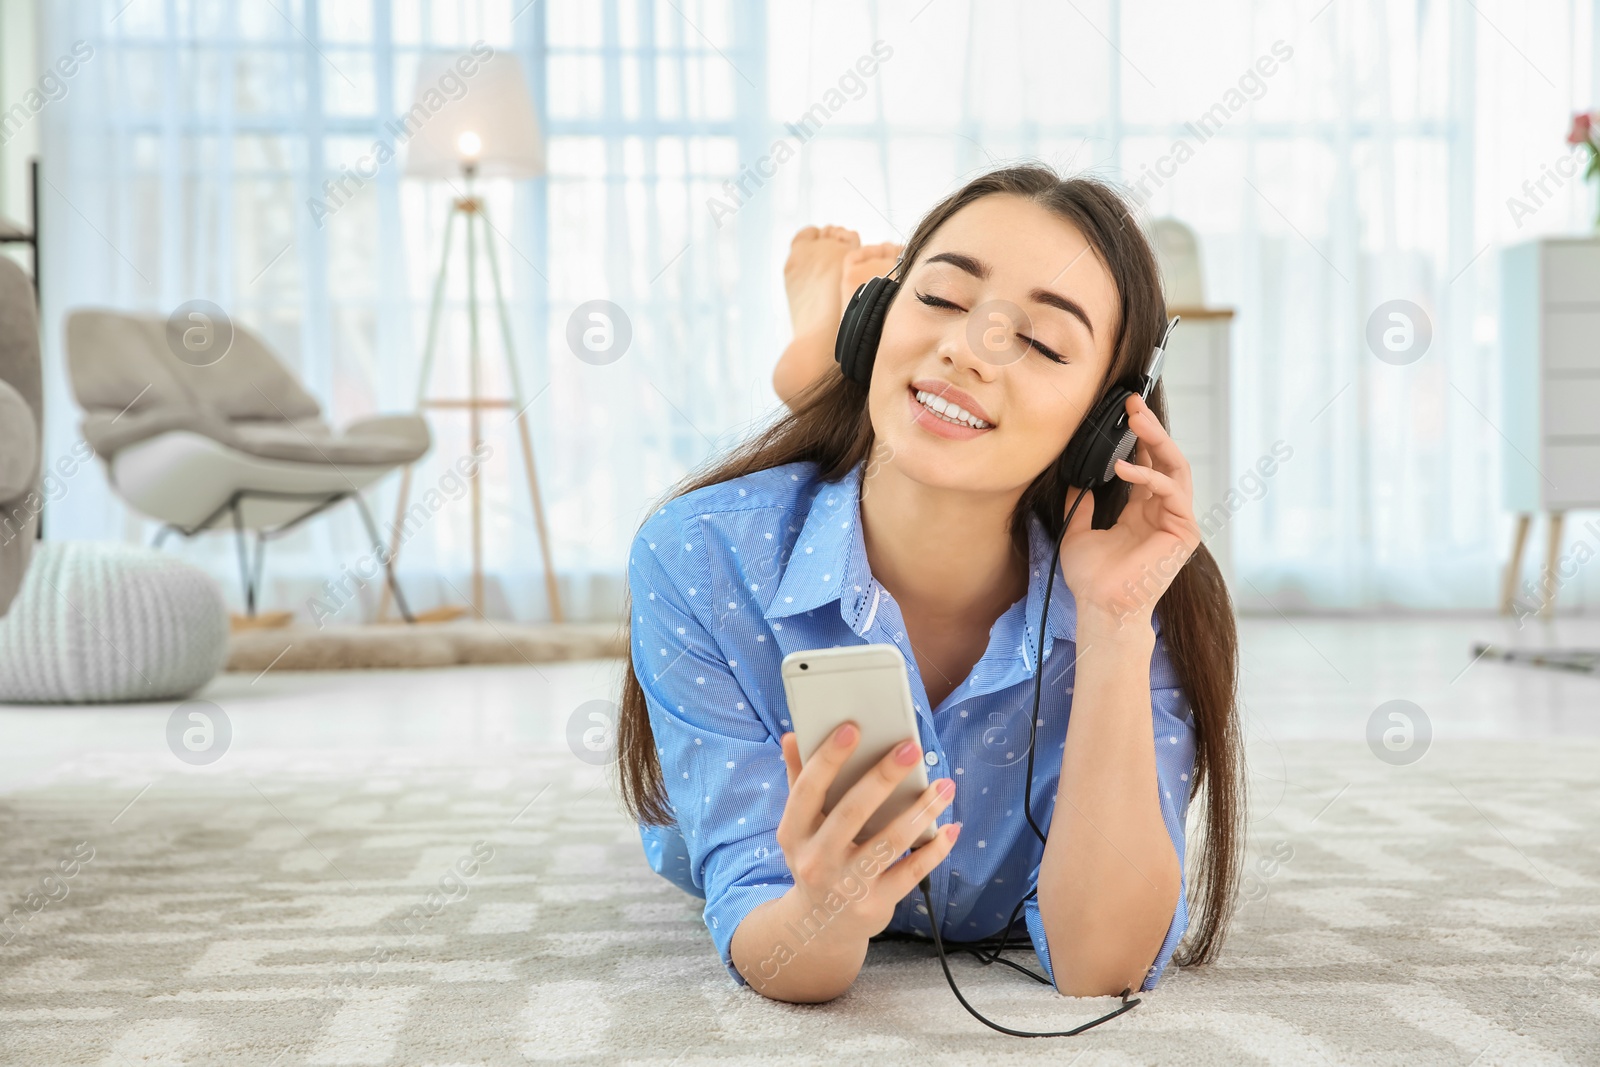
775, 722, 960, 940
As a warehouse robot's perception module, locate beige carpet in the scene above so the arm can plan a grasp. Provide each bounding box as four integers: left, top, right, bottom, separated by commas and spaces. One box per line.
1, 740, 1597, 1065
225, 621, 626, 672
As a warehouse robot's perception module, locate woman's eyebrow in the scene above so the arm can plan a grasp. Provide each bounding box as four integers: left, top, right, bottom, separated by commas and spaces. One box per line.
925, 250, 988, 279
921, 250, 1096, 339
1029, 287, 1096, 340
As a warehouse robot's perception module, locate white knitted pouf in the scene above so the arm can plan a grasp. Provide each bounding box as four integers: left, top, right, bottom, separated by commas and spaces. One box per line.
0, 541, 229, 703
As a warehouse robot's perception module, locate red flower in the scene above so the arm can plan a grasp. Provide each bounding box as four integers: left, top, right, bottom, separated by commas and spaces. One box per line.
1569, 111, 1596, 146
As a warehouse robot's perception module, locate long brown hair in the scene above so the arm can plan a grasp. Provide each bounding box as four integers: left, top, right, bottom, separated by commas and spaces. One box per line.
613, 165, 1243, 970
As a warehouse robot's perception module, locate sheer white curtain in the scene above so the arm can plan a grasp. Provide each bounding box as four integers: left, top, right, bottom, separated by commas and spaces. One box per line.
37, 0, 770, 622
35, 0, 1600, 619
760, 0, 1600, 612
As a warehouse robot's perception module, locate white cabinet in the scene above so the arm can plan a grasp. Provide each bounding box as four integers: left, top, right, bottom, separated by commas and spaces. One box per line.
1498, 237, 1600, 613
1162, 308, 1233, 586
1151, 219, 1234, 588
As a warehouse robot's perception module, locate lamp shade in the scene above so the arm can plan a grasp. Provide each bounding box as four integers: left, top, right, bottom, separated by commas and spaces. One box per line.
404, 51, 545, 180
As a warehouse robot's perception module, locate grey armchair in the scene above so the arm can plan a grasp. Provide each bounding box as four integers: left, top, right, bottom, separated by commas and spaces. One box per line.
64, 309, 430, 621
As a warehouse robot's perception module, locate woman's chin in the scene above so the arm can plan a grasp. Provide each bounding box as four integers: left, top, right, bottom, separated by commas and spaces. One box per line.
868, 400, 1044, 495
867, 436, 1014, 496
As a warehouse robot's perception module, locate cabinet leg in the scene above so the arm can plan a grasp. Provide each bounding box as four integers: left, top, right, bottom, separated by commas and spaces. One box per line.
1540, 511, 1565, 618
1500, 512, 1531, 614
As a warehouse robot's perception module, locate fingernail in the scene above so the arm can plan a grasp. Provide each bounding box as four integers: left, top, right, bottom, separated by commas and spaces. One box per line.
894, 739, 919, 765
945, 822, 962, 842
835, 723, 857, 747
937, 778, 955, 798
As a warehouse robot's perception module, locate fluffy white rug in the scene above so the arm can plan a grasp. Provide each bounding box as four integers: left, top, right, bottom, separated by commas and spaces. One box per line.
0, 740, 1596, 1065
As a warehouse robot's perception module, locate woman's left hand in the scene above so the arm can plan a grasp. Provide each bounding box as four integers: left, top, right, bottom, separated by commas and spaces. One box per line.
1055, 393, 1202, 635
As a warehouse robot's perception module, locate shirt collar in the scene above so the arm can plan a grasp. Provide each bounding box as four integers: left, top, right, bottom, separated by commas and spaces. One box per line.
763, 461, 873, 626
1020, 510, 1078, 672
762, 461, 1079, 666
760, 462, 1178, 706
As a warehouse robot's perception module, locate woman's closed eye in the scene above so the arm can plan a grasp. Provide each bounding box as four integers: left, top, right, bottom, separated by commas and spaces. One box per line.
1018, 333, 1067, 364
915, 289, 1069, 365
916, 290, 964, 312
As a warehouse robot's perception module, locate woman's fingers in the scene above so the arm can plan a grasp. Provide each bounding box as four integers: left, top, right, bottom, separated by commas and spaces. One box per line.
779, 732, 802, 790
1113, 458, 1189, 514
811, 735, 922, 857
1115, 461, 1201, 550
1124, 395, 1192, 487
862, 776, 955, 864
877, 821, 962, 902
777, 728, 958, 911
776, 722, 857, 846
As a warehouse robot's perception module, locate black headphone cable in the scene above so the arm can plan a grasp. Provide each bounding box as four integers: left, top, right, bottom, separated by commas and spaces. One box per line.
913, 484, 1141, 1037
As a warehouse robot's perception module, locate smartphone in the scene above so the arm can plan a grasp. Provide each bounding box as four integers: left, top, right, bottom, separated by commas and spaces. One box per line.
780, 644, 937, 848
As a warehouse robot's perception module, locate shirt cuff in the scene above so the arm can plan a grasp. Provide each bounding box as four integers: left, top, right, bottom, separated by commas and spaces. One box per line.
705, 881, 794, 987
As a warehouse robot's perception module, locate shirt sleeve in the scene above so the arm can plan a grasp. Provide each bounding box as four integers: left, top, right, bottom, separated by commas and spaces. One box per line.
1020, 682, 1198, 994
628, 516, 794, 987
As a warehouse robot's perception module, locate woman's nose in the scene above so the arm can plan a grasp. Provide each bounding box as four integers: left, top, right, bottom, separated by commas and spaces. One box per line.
940, 315, 1001, 379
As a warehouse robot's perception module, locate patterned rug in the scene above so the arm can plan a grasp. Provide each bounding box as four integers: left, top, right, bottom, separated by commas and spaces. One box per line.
225, 622, 626, 672
1, 740, 1597, 1066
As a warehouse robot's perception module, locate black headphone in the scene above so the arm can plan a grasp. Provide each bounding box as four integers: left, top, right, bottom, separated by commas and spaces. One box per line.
834, 259, 1179, 519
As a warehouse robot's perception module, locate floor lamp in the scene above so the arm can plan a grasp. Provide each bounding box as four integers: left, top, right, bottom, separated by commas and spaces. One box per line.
377, 52, 563, 623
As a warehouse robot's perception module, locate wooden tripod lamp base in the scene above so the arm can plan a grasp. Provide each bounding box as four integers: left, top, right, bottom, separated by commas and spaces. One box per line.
374, 185, 564, 625
374, 395, 564, 624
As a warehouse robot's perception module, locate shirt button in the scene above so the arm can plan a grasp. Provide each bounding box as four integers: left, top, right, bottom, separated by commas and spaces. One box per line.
924, 751, 939, 766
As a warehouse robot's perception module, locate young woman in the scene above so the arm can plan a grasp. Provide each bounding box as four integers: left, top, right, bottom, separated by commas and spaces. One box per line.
615, 164, 1243, 1004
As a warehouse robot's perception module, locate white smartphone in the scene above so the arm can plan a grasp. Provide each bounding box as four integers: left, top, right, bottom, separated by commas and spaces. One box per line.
780, 644, 937, 848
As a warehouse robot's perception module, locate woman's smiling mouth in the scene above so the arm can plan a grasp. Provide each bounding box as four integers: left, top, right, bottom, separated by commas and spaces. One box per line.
906, 380, 995, 439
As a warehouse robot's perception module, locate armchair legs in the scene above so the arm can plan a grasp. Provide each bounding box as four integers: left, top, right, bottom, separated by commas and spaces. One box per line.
350, 491, 414, 623
151, 489, 416, 624
229, 501, 265, 617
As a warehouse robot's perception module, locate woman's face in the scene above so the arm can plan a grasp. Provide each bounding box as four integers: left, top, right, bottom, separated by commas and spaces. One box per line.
867, 193, 1122, 496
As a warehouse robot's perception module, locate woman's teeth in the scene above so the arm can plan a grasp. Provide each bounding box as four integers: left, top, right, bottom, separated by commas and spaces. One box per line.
914, 389, 991, 429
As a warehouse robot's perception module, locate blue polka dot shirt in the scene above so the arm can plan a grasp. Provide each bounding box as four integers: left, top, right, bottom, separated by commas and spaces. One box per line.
630, 458, 1197, 992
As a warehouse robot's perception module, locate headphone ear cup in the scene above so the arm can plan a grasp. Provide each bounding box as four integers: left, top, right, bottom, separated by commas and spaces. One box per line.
1061, 387, 1135, 489
834, 275, 900, 384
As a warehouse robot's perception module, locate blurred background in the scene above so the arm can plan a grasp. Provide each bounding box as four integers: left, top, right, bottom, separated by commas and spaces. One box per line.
1, 0, 1594, 622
